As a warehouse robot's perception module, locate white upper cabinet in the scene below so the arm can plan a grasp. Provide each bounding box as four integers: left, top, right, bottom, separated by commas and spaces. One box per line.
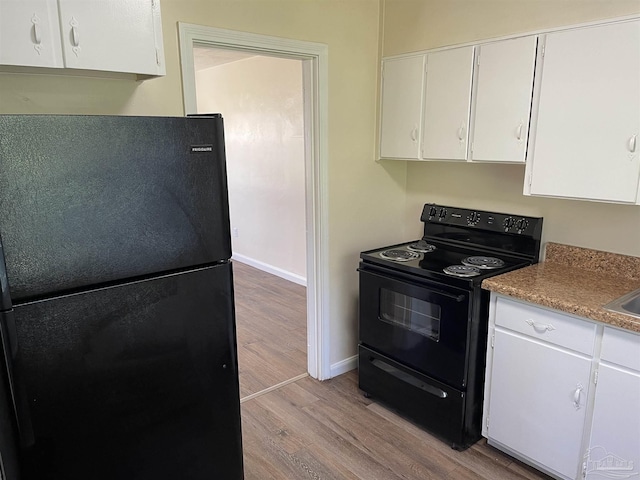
526, 20, 640, 204
0, 0, 165, 76
421, 46, 474, 161
0, 0, 63, 68
57, 0, 164, 75
469, 36, 537, 163
379, 55, 425, 159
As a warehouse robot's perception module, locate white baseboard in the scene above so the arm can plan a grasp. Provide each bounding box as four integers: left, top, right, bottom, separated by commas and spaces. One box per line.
231, 253, 307, 287
330, 355, 357, 378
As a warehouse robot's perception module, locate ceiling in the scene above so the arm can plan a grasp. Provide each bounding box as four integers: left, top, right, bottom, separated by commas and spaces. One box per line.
193, 47, 257, 72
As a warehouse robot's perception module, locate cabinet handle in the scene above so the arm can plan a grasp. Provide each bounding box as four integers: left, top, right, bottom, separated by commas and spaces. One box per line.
33, 24, 42, 45
411, 126, 418, 142
629, 134, 638, 153
573, 383, 583, 410
457, 124, 465, 142
31, 14, 42, 45
524, 319, 556, 333
71, 25, 80, 47
516, 122, 524, 141
69, 16, 80, 54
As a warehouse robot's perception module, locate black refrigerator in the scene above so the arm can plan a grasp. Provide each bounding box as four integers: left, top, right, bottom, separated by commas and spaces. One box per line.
0, 114, 244, 479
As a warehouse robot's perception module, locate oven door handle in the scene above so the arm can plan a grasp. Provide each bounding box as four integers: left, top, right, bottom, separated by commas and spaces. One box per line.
359, 267, 467, 303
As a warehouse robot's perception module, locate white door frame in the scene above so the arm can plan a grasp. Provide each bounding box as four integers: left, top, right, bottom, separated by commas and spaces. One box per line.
178, 23, 330, 380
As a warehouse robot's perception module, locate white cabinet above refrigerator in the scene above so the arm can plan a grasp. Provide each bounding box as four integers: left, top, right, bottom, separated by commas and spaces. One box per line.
0, 0, 165, 76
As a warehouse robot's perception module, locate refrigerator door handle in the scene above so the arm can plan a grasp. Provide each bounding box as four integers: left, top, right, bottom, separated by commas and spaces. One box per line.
1, 310, 35, 447
0, 235, 12, 311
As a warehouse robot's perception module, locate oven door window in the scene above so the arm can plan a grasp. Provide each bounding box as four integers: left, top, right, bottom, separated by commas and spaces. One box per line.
379, 288, 441, 341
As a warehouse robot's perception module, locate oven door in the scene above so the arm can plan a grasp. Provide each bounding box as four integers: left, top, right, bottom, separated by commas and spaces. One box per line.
359, 266, 472, 389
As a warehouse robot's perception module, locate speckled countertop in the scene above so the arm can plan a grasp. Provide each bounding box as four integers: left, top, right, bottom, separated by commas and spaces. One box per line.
482, 242, 640, 333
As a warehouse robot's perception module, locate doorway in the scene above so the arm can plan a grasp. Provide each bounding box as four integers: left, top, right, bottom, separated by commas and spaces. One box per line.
193, 48, 308, 400
178, 23, 330, 381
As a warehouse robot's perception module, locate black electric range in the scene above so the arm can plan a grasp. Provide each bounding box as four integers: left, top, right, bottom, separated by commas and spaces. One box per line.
358, 203, 543, 450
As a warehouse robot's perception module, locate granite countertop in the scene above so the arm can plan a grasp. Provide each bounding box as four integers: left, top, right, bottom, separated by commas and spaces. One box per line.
482, 243, 640, 333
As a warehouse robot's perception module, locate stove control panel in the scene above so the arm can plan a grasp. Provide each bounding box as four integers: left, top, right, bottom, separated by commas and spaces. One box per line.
421, 203, 542, 236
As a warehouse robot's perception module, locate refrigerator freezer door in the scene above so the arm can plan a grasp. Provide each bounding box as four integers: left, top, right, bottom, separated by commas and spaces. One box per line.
13, 263, 243, 480
0, 115, 232, 302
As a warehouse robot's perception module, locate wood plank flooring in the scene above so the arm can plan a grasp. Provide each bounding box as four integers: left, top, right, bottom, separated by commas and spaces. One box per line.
233, 261, 307, 399
241, 372, 554, 480
233, 261, 552, 479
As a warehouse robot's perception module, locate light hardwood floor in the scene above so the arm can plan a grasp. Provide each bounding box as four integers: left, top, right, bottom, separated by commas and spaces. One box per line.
233, 262, 552, 480
233, 261, 307, 399
241, 372, 553, 480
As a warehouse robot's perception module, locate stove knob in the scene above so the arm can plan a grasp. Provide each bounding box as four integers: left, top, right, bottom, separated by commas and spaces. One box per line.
467, 211, 480, 226
503, 217, 514, 230
429, 206, 437, 218
516, 218, 529, 232
438, 208, 447, 220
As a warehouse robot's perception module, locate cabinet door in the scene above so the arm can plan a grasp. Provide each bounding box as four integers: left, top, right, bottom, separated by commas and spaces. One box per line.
527, 20, 640, 203
470, 36, 537, 163
422, 46, 474, 161
488, 328, 591, 479
57, 0, 164, 75
586, 364, 640, 480
0, 0, 63, 68
379, 55, 425, 159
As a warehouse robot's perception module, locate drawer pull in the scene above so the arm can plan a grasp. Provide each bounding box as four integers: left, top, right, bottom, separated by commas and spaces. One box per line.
525, 319, 556, 333
371, 358, 447, 398
573, 383, 583, 410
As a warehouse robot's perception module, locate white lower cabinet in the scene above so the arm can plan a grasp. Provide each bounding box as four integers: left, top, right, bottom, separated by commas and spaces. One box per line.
488, 329, 591, 479
484, 296, 640, 480
486, 296, 595, 480
585, 328, 640, 480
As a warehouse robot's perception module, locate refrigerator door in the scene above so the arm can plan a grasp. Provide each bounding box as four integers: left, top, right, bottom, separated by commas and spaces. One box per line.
0, 312, 20, 480
0, 235, 11, 312
13, 263, 243, 480
0, 237, 20, 479
0, 115, 232, 302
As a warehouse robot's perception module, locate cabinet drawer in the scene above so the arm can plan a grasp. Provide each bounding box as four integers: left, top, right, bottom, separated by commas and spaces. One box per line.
495, 297, 596, 355
601, 326, 640, 371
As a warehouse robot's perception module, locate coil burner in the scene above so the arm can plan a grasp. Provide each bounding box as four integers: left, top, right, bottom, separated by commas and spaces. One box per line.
443, 265, 481, 277
461, 256, 505, 270
407, 240, 437, 253
379, 249, 421, 262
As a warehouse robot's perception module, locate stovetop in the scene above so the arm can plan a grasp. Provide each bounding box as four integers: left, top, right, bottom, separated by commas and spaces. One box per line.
360, 203, 543, 289
360, 239, 531, 287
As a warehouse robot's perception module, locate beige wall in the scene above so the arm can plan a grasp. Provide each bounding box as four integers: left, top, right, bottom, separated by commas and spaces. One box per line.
382, 0, 640, 56
381, 0, 640, 257
0, 0, 408, 372
195, 55, 307, 280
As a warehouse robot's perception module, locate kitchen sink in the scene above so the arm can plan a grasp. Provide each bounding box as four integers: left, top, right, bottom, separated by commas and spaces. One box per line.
604, 288, 640, 320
